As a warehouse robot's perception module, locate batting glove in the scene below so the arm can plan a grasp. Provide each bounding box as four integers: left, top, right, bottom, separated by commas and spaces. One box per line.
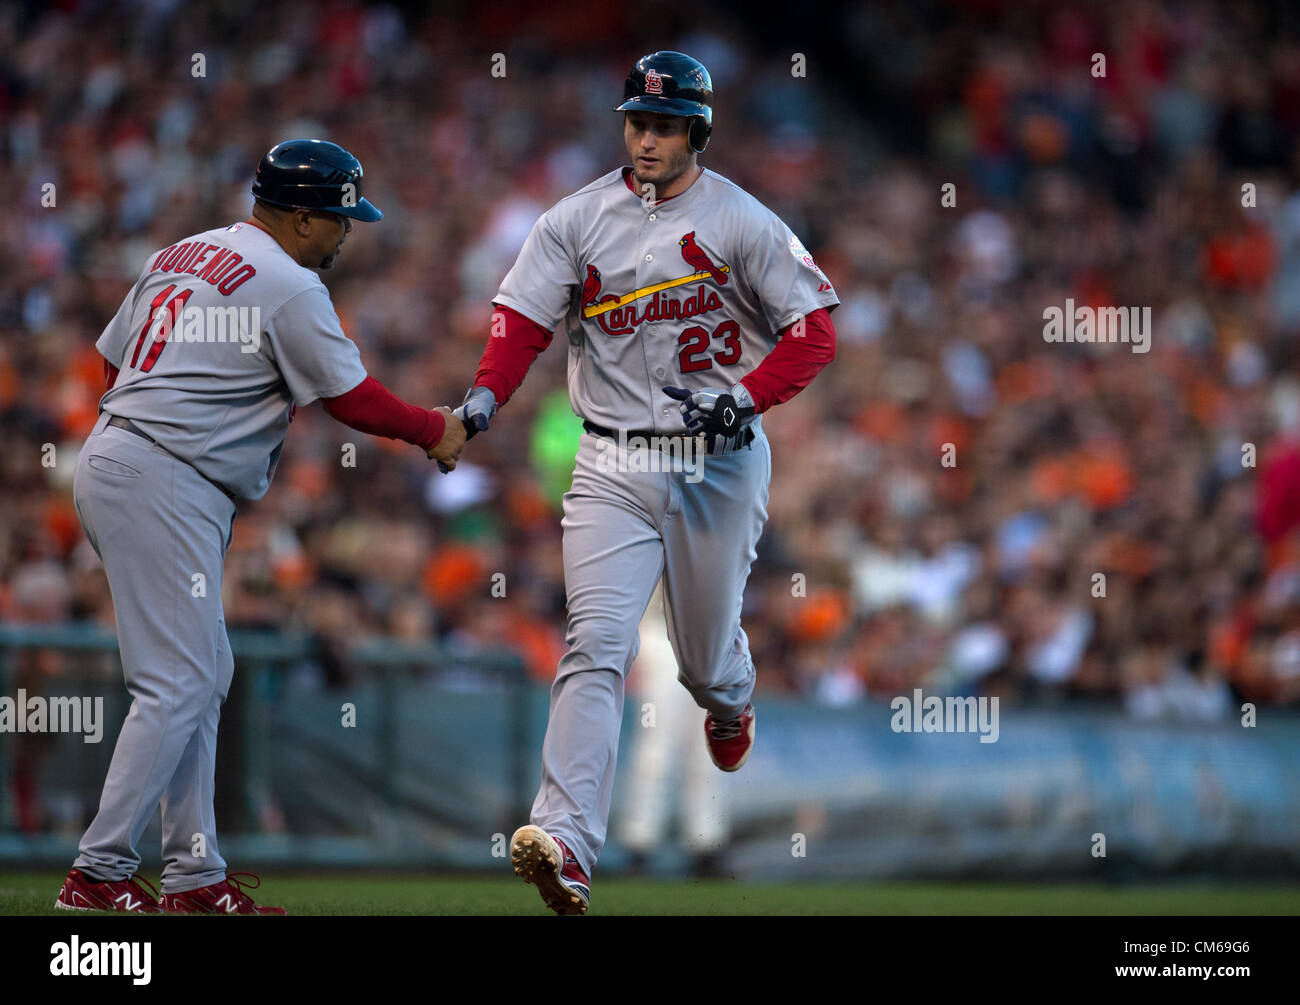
661, 383, 756, 448
437, 386, 498, 473
455, 386, 497, 439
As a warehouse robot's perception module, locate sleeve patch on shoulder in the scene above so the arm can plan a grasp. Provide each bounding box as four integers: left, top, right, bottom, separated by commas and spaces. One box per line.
789, 234, 826, 278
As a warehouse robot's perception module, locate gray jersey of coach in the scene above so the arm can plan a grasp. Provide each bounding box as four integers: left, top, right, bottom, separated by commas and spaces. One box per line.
494, 167, 839, 430
95, 222, 367, 500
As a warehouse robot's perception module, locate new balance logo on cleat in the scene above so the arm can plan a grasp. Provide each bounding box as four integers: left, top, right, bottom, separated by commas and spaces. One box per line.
160, 872, 285, 915
54, 869, 161, 913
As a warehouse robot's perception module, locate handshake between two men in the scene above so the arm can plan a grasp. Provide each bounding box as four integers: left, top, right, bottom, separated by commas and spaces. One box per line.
430, 383, 757, 472
429, 386, 498, 473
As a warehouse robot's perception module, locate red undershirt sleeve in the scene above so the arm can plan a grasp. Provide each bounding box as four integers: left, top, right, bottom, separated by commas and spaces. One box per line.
471, 304, 555, 407
105, 361, 119, 390
739, 307, 837, 413
321, 375, 446, 450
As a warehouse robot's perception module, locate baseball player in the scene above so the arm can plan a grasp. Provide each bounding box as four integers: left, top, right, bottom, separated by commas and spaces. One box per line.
456, 52, 839, 914
55, 139, 467, 914
619, 579, 731, 874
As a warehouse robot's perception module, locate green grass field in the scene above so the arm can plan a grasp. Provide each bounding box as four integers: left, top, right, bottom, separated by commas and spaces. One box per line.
3, 873, 1296, 916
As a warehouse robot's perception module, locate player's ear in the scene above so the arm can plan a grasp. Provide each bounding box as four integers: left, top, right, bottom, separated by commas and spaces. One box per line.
292, 208, 314, 238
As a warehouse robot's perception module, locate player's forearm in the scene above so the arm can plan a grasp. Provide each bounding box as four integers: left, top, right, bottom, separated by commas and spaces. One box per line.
739, 307, 837, 413
321, 375, 447, 449
471, 304, 555, 407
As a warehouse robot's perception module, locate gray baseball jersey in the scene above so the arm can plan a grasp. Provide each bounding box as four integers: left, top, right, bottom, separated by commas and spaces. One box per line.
494, 167, 838, 431
72, 218, 367, 894
97, 221, 367, 499
501, 166, 838, 880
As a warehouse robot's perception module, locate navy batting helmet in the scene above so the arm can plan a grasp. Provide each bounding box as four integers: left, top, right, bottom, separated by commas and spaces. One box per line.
251, 139, 382, 222
615, 51, 713, 153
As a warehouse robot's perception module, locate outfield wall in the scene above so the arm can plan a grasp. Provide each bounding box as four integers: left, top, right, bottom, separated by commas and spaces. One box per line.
1, 626, 1297, 879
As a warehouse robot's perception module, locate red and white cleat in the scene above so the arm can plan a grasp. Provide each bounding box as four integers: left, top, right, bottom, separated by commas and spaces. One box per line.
161, 873, 286, 915
510, 824, 590, 916
55, 868, 162, 913
704, 702, 755, 772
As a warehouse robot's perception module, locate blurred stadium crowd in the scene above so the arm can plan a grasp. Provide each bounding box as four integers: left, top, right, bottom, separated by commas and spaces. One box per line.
2, 0, 1300, 724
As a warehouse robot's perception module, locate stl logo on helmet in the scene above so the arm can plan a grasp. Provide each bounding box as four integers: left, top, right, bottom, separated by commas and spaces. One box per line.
644, 69, 664, 94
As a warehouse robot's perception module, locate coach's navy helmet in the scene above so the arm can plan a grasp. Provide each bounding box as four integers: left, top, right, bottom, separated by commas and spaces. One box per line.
616, 51, 713, 153
251, 139, 382, 222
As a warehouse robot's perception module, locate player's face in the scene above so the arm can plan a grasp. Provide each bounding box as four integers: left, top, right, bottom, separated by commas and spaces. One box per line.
625, 112, 695, 194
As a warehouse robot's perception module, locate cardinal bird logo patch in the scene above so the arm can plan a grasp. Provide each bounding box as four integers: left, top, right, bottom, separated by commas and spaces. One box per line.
581, 264, 602, 307
579, 236, 730, 334
679, 232, 727, 286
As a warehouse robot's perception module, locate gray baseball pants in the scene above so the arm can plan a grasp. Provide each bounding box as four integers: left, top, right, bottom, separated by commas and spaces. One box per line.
530, 423, 771, 874
71, 412, 236, 893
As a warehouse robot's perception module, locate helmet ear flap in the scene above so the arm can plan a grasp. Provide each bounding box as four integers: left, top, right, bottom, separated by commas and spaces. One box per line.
689, 117, 712, 154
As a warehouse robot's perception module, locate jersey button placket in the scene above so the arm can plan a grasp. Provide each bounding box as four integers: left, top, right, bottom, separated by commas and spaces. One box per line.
637, 219, 659, 428
647, 225, 663, 399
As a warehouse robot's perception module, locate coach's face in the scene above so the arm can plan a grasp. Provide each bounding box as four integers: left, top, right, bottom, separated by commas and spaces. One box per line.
294, 209, 352, 270
625, 111, 696, 196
